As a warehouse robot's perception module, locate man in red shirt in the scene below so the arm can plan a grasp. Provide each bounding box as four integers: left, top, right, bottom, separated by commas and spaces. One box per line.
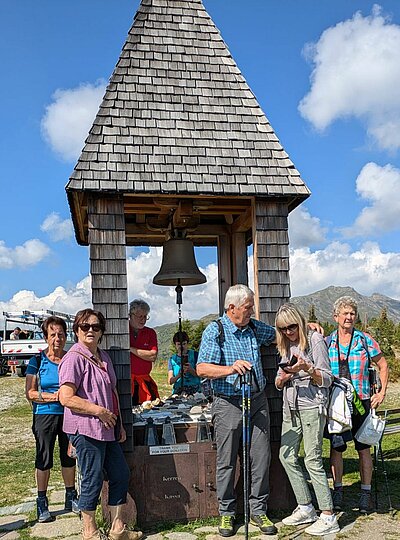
129, 299, 159, 405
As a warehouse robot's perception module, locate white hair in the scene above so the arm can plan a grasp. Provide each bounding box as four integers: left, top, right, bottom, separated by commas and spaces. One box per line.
224, 284, 254, 310
333, 295, 358, 316
129, 299, 150, 315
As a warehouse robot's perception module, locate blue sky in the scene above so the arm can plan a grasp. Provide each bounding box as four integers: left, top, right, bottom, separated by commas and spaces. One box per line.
1, 0, 400, 326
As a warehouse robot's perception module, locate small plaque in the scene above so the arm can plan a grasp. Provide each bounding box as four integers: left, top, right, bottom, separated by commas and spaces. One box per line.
149, 444, 190, 455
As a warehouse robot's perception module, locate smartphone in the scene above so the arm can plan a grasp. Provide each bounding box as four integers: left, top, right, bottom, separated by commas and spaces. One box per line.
278, 355, 297, 371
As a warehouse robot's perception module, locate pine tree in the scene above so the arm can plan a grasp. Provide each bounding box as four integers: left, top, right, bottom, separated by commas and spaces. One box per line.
308, 304, 317, 322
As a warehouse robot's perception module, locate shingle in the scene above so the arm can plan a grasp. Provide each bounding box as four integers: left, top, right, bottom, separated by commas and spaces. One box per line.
67, 0, 310, 200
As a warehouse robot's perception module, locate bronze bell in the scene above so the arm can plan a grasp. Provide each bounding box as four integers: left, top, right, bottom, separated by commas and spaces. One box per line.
153, 238, 206, 286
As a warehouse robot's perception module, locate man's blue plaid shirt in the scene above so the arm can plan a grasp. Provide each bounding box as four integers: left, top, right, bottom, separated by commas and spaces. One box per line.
197, 313, 276, 396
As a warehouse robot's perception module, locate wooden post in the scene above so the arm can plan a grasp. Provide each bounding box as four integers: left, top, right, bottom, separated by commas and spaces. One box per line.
231, 232, 248, 286
217, 233, 232, 315
88, 195, 133, 451
252, 198, 295, 510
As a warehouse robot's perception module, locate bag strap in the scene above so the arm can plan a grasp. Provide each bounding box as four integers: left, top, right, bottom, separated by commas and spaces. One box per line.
359, 332, 372, 368
214, 317, 256, 347
306, 330, 314, 365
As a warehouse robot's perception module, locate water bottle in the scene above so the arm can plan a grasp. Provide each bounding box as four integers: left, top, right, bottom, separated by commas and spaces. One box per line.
352, 389, 366, 416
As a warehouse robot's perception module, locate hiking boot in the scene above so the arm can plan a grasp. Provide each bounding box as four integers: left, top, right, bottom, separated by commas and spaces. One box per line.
218, 515, 235, 537
359, 489, 372, 514
332, 487, 343, 511
64, 488, 78, 512
250, 514, 277, 535
36, 496, 53, 523
282, 505, 318, 526
304, 515, 340, 536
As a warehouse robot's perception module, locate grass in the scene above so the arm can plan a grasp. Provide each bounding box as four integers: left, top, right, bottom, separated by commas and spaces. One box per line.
152, 359, 172, 398
1, 374, 400, 531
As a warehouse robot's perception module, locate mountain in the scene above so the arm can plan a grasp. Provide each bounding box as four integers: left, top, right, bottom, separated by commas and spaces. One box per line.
153, 286, 400, 361
291, 286, 400, 324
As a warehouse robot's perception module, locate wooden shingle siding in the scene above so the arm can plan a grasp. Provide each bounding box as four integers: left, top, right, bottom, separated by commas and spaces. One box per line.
252, 199, 290, 443
88, 196, 133, 448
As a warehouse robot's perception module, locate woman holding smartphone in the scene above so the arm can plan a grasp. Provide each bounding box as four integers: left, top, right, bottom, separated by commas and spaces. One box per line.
275, 303, 338, 537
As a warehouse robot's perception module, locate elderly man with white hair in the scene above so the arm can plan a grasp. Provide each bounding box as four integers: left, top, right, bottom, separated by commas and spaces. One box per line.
197, 284, 277, 537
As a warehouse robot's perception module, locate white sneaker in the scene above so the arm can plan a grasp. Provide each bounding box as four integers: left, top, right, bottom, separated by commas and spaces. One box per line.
304, 515, 340, 536
282, 505, 318, 526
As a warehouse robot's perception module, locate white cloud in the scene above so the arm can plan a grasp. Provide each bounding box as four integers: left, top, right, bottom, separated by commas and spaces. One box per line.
290, 241, 400, 300
0, 248, 219, 327
0, 239, 50, 269
0, 276, 91, 317
341, 162, 400, 236
41, 80, 106, 161
1, 241, 400, 329
299, 5, 400, 151
126, 248, 219, 327
40, 212, 74, 242
288, 206, 327, 248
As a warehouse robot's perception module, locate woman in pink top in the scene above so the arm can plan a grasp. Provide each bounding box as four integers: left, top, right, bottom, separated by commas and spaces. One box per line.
59, 309, 142, 540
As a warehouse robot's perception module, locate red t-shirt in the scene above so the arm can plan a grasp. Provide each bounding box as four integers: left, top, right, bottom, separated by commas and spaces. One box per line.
130, 326, 158, 376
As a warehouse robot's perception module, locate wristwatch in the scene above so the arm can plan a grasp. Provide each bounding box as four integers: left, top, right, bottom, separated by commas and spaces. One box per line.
307, 365, 315, 376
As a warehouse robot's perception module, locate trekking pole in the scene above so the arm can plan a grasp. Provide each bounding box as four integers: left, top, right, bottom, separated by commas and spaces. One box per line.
373, 444, 378, 510
369, 371, 393, 512
377, 411, 394, 513
241, 369, 252, 540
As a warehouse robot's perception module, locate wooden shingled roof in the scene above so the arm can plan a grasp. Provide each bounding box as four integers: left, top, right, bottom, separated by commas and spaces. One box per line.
66, 0, 310, 243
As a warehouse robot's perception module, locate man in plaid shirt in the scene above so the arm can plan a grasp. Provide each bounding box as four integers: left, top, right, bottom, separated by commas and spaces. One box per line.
197, 284, 277, 537
327, 296, 388, 515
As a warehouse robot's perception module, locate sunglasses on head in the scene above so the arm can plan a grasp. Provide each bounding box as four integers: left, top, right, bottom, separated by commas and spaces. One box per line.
278, 323, 299, 333
78, 323, 102, 333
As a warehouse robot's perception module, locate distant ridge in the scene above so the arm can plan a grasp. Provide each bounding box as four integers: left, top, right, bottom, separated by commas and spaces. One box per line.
291, 286, 400, 324
153, 286, 400, 360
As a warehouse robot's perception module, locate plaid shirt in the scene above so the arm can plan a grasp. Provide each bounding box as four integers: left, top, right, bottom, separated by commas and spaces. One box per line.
197, 314, 275, 396
328, 329, 381, 399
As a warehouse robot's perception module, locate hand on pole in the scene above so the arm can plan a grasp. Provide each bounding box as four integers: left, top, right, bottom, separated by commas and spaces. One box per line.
231, 360, 252, 376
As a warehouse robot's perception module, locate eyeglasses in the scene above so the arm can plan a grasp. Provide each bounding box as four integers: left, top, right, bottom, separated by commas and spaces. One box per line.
278, 323, 299, 333
78, 323, 102, 333
131, 313, 150, 321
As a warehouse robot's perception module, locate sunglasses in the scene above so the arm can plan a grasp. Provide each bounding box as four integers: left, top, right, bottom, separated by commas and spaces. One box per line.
78, 323, 102, 333
278, 323, 299, 333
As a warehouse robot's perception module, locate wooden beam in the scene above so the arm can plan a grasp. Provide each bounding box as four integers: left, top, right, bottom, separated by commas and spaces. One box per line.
125, 223, 230, 239
231, 207, 253, 233
231, 233, 248, 286
217, 234, 232, 316
172, 200, 193, 229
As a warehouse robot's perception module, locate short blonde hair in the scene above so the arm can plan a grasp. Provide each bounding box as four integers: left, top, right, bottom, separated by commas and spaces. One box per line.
333, 296, 358, 316
275, 303, 308, 358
